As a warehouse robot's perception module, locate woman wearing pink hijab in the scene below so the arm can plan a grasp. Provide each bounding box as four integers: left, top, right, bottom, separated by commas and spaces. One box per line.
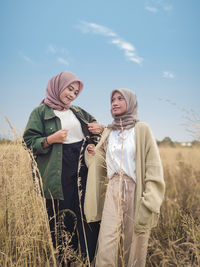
23, 71, 104, 266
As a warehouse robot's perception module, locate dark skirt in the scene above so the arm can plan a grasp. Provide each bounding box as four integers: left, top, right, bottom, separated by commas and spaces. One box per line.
46, 140, 99, 264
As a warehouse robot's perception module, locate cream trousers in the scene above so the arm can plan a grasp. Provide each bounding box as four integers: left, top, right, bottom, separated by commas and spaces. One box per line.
95, 174, 150, 267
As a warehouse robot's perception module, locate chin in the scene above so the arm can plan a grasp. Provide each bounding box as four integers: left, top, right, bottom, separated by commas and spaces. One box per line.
113, 112, 121, 116
63, 101, 71, 105
113, 111, 126, 116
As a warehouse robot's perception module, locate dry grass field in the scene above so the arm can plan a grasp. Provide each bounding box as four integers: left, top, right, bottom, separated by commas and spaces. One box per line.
147, 146, 200, 266
0, 141, 200, 266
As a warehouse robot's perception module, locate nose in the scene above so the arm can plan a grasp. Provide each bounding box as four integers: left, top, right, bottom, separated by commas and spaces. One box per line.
112, 100, 118, 106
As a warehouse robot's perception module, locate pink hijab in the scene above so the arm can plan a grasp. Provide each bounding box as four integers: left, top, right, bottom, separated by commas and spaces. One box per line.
107, 88, 139, 130
41, 72, 83, 111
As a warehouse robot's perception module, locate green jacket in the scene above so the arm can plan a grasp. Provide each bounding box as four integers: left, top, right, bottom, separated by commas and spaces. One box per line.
23, 104, 98, 200
84, 122, 165, 232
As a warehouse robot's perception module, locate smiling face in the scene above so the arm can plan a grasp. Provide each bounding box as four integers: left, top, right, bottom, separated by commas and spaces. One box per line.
59, 81, 80, 105
111, 91, 127, 116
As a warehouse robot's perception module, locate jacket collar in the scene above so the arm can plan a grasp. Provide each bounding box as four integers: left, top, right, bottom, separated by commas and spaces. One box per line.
70, 105, 88, 125
43, 104, 57, 120
42, 104, 91, 127
42, 104, 86, 122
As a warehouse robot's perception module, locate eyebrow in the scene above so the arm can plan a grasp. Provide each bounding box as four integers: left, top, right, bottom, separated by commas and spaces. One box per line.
112, 95, 124, 99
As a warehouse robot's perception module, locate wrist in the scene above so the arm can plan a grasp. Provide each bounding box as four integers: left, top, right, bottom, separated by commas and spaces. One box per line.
46, 136, 51, 146
100, 124, 105, 132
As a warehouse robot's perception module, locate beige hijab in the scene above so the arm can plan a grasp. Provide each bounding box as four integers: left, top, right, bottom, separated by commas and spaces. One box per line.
107, 88, 138, 130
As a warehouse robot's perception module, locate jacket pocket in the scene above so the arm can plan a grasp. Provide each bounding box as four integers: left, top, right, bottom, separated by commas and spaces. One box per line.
136, 198, 159, 229
44, 120, 57, 136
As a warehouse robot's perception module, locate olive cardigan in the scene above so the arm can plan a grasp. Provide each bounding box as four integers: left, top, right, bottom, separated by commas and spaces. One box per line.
84, 122, 165, 233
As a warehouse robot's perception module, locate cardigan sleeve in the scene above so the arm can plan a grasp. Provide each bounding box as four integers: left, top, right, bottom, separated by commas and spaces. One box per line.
84, 129, 109, 222
141, 125, 165, 214
23, 107, 52, 155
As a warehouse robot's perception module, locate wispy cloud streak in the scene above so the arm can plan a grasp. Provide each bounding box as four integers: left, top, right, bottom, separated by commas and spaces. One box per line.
77, 21, 117, 37
47, 45, 57, 53
145, 0, 173, 13
47, 45, 69, 65
19, 51, 33, 63
57, 57, 69, 65
77, 21, 143, 65
163, 71, 175, 79
145, 6, 158, 13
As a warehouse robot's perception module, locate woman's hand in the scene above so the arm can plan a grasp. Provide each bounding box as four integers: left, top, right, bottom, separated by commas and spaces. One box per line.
88, 123, 104, 134
43, 129, 68, 147
87, 145, 95, 155
49, 129, 68, 143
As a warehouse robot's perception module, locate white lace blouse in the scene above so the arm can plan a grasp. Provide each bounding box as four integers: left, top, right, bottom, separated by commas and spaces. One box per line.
106, 128, 136, 181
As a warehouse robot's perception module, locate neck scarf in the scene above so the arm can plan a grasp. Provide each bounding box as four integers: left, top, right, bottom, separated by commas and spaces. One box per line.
107, 88, 138, 130
41, 72, 83, 111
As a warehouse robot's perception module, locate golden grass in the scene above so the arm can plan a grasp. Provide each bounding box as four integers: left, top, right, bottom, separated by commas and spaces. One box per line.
0, 142, 57, 267
0, 140, 200, 266
147, 146, 200, 266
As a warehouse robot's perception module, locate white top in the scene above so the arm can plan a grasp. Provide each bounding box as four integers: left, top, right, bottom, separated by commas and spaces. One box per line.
106, 128, 136, 181
54, 109, 84, 144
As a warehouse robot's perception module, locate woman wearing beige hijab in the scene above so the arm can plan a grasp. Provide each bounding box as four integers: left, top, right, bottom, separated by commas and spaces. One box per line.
84, 88, 165, 267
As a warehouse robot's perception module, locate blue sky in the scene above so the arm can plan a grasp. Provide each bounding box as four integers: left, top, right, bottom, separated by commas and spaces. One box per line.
0, 0, 200, 141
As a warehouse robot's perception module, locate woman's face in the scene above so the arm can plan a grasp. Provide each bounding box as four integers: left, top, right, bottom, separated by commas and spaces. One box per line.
111, 91, 127, 116
59, 81, 80, 105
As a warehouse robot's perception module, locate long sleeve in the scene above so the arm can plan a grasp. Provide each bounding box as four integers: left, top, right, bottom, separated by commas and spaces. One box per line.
23, 107, 52, 155
142, 125, 165, 213
134, 122, 165, 232
84, 129, 111, 222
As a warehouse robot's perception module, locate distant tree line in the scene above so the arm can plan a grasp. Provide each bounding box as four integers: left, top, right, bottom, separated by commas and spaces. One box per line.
157, 137, 200, 147
0, 137, 200, 147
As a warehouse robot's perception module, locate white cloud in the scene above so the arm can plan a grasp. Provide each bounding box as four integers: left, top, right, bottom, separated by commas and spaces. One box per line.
125, 52, 143, 64
145, 0, 173, 13
111, 39, 135, 51
77, 21, 143, 65
57, 57, 69, 65
77, 21, 117, 37
114, 41, 143, 65
145, 6, 158, 13
47, 45, 68, 55
162, 71, 175, 79
47, 45, 69, 64
47, 45, 56, 53
163, 5, 173, 11
23, 56, 33, 63
19, 51, 33, 63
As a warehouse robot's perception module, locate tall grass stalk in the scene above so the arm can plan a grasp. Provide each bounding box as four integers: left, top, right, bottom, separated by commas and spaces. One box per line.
0, 141, 57, 267
77, 138, 90, 267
